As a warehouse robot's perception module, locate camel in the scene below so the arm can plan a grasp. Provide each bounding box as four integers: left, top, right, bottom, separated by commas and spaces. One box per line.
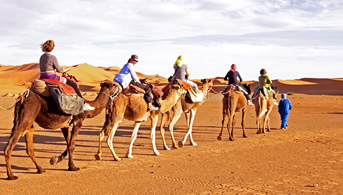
94, 80, 186, 161
159, 79, 213, 150
4, 81, 121, 180
217, 84, 251, 141
252, 87, 278, 134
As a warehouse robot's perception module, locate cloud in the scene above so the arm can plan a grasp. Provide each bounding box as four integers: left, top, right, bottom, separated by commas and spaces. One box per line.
0, 0, 343, 80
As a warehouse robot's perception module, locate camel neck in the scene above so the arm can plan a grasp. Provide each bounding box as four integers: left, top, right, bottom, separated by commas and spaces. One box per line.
159, 89, 182, 113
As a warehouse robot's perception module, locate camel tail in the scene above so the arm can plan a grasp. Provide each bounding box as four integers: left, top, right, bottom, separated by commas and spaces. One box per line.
11, 101, 23, 134
103, 108, 114, 135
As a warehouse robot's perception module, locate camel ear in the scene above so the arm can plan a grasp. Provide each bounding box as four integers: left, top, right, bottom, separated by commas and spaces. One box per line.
100, 82, 104, 87
201, 79, 205, 83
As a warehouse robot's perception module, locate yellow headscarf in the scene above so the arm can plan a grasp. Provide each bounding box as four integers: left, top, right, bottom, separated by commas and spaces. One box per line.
174, 55, 182, 67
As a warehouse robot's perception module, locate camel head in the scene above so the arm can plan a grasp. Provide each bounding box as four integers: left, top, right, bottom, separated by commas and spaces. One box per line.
100, 81, 122, 98
201, 78, 213, 90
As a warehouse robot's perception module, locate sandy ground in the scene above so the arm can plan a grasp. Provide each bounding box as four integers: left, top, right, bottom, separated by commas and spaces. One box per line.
0, 63, 343, 194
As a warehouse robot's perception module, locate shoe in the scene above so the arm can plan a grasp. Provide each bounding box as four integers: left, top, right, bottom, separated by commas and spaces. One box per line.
247, 100, 254, 106
84, 103, 95, 111
147, 105, 159, 111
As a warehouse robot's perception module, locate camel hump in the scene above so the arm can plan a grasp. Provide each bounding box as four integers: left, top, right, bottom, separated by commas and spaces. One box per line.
30, 79, 51, 96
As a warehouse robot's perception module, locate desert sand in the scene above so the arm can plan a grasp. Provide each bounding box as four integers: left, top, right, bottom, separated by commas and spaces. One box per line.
0, 63, 343, 194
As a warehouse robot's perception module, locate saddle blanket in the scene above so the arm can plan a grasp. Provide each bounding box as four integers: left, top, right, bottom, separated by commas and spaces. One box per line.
30, 79, 77, 96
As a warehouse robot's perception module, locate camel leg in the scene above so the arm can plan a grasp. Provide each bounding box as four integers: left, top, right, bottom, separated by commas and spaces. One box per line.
94, 130, 105, 160
5, 100, 40, 180
217, 112, 227, 141
241, 109, 247, 138
169, 106, 183, 149
50, 127, 69, 165
265, 109, 272, 132
67, 122, 81, 171
126, 122, 141, 158
179, 110, 197, 147
95, 110, 121, 161
150, 114, 160, 156
227, 114, 234, 141
159, 113, 171, 150
231, 114, 236, 140
25, 125, 45, 174
4, 129, 25, 180
106, 122, 121, 161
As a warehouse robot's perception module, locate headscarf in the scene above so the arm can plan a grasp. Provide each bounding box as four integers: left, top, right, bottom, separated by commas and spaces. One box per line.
230, 64, 236, 73
281, 93, 287, 99
174, 55, 182, 67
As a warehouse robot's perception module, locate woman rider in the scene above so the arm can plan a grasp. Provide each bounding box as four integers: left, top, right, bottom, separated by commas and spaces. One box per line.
39, 40, 94, 111
224, 64, 254, 105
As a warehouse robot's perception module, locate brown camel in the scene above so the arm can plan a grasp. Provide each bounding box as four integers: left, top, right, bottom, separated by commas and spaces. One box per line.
252, 88, 277, 134
4, 81, 121, 180
94, 81, 186, 161
217, 84, 251, 141
159, 79, 213, 150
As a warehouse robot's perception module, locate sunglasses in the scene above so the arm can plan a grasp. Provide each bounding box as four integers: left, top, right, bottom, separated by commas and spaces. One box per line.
133, 60, 138, 62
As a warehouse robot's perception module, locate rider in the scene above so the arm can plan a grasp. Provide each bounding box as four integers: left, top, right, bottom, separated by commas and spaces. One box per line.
39, 40, 94, 111
224, 64, 254, 105
255, 68, 278, 105
113, 54, 159, 111
173, 55, 198, 90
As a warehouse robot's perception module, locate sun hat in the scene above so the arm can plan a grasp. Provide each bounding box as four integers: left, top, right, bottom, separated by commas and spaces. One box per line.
130, 54, 138, 61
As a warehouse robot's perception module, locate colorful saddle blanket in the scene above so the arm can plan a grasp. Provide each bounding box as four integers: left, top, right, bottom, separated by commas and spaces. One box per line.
30, 79, 83, 115
30, 79, 77, 96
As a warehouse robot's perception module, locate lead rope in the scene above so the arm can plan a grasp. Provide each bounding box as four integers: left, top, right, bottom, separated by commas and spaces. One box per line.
0, 89, 30, 110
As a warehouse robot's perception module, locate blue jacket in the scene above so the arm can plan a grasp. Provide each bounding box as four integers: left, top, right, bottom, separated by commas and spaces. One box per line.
113, 62, 140, 88
278, 99, 292, 115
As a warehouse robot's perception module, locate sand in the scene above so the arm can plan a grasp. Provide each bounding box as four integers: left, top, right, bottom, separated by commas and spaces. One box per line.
0, 63, 343, 194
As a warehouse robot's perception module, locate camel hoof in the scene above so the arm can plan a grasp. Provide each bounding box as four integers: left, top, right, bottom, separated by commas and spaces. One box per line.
217, 136, 222, 141
229, 137, 234, 141
154, 152, 160, 156
94, 154, 101, 160
50, 156, 58, 165
114, 157, 121, 161
7, 175, 18, 180
178, 140, 184, 148
68, 166, 80, 171
191, 142, 197, 146
126, 154, 133, 158
37, 167, 46, 174
164, 146, 171, 150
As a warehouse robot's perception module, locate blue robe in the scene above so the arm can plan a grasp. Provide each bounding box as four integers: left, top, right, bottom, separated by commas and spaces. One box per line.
278, 99, 293, 128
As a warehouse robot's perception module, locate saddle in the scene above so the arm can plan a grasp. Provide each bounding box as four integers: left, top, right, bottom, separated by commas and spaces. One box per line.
30, 79, 77, 96
30, 79, 84, 115
252, 87, 274, 99
222, 84, 245, 96
162, 79, 203, 103
120, 81, 163, 107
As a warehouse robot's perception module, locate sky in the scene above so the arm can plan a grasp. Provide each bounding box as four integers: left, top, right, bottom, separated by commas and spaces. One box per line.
1, 0, 343, 81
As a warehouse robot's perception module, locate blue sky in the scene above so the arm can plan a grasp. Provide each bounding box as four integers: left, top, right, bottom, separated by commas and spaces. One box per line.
1, 0, 343, 80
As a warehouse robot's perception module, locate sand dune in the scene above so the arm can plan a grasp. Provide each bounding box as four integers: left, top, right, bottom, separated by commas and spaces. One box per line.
0, 63, 342, 95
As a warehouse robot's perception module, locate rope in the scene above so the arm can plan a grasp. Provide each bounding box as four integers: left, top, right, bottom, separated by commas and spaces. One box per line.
210, 88, 219, 94
0, 89, 30, 110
